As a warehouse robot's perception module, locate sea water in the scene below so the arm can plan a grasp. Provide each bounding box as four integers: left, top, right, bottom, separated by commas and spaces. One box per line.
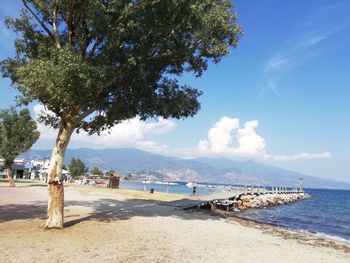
120, 180, 218, 196
237, 188, 350, 243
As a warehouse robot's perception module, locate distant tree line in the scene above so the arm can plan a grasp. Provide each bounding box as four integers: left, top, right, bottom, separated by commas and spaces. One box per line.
67, 158, 88, 178
0, 108, 39, 187
67, 158, 119, 178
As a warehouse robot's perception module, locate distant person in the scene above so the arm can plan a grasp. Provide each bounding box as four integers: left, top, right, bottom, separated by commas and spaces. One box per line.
192, 186, 197, 196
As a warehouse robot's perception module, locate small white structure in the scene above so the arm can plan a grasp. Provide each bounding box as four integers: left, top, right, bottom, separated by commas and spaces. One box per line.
0, 158, 26, 179
1, 158, 70, 181
25, 159, 51, 180
0, 158, 25, 167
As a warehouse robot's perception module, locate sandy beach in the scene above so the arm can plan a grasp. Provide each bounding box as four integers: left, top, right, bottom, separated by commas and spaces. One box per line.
0, 182, 349, 263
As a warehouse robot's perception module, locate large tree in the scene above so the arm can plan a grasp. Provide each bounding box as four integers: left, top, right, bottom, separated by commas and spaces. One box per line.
0, 108, 40, 187
67, 157, 87, 178
1, 0, 242, 228
90, 166, 103, 176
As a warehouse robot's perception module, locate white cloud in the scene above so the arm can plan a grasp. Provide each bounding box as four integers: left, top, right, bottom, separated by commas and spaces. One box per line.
198, 117, 239, 153
33, 104, 175, 151
34, 105, 331, 162
236, 120, 266, 156
197, 116, 331, 161
270, 152, 332, 162
262, 4, 350, 95
262, 31, 327, 95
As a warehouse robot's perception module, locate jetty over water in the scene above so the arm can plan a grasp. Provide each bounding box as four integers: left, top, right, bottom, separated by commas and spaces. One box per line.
161, 186, 308, 211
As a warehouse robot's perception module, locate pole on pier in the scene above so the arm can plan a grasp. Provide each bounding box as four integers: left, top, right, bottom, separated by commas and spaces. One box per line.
298, 177, 304, 192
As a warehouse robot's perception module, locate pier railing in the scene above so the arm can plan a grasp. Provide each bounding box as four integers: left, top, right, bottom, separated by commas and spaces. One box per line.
207, 185, 304, 197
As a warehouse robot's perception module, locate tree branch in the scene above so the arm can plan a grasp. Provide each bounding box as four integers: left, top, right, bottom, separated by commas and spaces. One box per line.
22, 0, 55, 41
90, 37, 104, 56
52, 0, 61, 48
81, 17, 92, 58
67, 0, 74, 46
78, 108, 95, 121
73, 0, 89, 31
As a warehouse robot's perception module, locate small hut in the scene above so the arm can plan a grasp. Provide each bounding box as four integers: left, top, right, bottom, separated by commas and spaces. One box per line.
108, 172, 120, 188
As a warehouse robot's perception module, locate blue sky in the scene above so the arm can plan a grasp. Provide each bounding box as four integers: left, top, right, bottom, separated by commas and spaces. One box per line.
1, 0, 350, 183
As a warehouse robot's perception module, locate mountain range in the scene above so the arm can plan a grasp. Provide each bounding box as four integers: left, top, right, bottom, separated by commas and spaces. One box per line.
21, 148, 350, 189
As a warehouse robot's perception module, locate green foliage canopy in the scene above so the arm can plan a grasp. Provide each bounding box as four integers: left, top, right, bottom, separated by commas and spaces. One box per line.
1, 0, 242, 134
0, 108, 40, 168
90, 166, 103, 176
67, 157, 87, 178
124, 173, 133, 180
105, 169, 116, 176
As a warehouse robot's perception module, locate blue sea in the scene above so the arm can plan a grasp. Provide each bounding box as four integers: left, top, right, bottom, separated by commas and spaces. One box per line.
120, 180, 218, 196
119, 181, 350, 243
237, 188, 350, 243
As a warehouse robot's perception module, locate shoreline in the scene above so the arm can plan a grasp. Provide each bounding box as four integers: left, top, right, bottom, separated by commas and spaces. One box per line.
1, 183, 349, 262
209, 208, 350, 253
1, 181, 349, 247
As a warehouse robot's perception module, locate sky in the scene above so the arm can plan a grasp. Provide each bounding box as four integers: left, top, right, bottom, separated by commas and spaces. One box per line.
0, 0, 350, 183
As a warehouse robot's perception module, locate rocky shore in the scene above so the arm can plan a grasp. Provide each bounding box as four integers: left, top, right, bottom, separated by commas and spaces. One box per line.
236, 192, 311, 210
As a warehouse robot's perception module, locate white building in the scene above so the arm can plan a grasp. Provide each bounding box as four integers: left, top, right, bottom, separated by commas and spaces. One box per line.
1, 158, 70, 181
0, 158, 26, 179
27, 159, 70, 181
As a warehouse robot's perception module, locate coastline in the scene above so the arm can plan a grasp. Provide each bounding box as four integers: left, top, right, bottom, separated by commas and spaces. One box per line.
0, 183, 349, 262
211, 209, 350, 253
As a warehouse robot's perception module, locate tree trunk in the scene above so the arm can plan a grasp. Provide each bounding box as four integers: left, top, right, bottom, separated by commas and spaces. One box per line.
6, 167, 15, 187
43, 121, 75, 229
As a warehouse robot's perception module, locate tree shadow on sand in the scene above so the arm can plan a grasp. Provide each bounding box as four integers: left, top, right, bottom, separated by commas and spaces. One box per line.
63, 198, 218, 228
0, 202, 47, 222
0, 198, 219, 227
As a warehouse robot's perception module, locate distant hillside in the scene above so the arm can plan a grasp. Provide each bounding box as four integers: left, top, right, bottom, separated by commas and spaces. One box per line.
21, 148, 350, 190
